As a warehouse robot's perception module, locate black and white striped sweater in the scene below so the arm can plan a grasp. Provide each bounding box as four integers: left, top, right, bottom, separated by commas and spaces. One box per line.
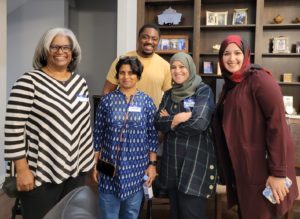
4, 70, 95, 186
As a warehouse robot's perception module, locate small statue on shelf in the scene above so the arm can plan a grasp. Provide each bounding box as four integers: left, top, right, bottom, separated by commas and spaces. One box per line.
273, 15, 284, 24
212, 44, 221, 52
294, 16, 300, 23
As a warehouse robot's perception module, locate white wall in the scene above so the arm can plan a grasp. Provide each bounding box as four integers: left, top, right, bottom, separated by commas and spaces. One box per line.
117, 0, 137, 57
0, 0, 7, 184
7, 0, 66, 93
69, 0, 117, 97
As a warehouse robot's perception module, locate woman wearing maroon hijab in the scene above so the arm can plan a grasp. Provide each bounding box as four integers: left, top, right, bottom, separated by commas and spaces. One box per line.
213, 35, 298, 219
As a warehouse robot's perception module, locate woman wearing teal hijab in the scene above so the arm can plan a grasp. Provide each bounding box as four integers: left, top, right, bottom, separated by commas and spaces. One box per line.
154, 53, 217, 219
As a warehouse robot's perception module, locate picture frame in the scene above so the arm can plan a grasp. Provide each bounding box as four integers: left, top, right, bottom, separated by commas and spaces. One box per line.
283, 96, 294, 115
216, 11, 228, 25
206, 11, 228, 26
156, 35, 188, 54
206, 11, 217, 25
232, 8, 248, 25
203, 61, 213, 74
296, 42, 300, 54
272, 36, 290, 53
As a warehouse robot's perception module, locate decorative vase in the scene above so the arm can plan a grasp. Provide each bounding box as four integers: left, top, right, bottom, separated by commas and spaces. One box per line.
273, 15, 284, 24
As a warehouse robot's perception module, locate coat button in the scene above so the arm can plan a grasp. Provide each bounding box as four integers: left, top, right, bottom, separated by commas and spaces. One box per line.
209, 185, 214, 190
209, 165, 214, 170
210, 175, 215, 180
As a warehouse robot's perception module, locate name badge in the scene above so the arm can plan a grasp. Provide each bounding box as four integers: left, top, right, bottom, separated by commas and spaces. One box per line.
76, 94, 89, 102
128, 106, 141, 112
184, 97, 195, 110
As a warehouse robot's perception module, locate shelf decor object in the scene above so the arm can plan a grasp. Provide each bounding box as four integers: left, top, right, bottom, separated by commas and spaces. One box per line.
156, 35, 188, 54
232, 8, 248, 25
157, 7, 182, 25
295, 16, 300, 23
203, 61, 214, 74
273, 15, 284, 24
296, 42, 300, 53
206, 11, 228, 26
283, 73, 293, 82
283, 96, 295, 115
212, 44, 221, 53
272, 36, 290, 53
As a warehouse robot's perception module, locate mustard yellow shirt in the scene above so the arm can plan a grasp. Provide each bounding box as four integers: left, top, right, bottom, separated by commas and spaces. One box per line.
106, 51, 171, 108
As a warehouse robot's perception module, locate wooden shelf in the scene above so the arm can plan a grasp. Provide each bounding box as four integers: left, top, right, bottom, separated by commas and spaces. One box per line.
262, 53, 300, 57
158, 25, 193, 30
263, 24, 300, 29
200, 24, 256, 30
138, 0, 300, 112
200, 53, 255, 56
278, 82, 300, 86
200, 74, 222, 78
145, 0, 193, 5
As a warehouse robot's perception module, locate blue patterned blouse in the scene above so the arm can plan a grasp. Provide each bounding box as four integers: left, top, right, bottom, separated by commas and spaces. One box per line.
94, 89, 158, 200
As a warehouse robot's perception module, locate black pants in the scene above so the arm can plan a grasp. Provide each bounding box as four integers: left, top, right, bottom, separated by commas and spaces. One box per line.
19, 173, 87, 219
168, 189, 208, 219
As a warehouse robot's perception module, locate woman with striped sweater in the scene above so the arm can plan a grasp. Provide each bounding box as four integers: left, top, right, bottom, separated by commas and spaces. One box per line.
4, 27, 95, 219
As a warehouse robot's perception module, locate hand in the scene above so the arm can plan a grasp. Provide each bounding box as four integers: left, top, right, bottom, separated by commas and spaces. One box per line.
92, 165, 99, 183
171, 112, 192, 129
16, 168, 35, 192
160, 109, 169, 117
145, 165, 157, 187
266, 176, 289, 204
177, 112, 192, 122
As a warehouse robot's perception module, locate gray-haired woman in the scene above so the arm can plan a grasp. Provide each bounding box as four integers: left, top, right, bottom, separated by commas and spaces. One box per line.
4, 27, 94, 219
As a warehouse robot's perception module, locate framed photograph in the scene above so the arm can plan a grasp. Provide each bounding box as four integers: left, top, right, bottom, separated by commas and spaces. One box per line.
203, 61, 213, 74
216, 11, 228, 25
283, 96, 294, 114
273, 36, 290, 53
232, 8, 248, 25
206, 11, 228, 25
206, 11, 217, 25
296, 42, 300, 54
157, 35, 188, 54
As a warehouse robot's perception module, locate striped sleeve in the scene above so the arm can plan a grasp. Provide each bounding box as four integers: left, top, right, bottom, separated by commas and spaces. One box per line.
5, 73, 34, 160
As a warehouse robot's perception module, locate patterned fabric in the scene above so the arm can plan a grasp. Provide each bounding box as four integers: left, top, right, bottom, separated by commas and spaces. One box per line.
106, 51, 171, 108
94, 89, 158, 200
4, 70, 95, 186
154, 84, 218, 198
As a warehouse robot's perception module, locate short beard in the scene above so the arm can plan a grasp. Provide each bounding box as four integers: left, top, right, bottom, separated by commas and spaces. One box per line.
140, 50, 154, 57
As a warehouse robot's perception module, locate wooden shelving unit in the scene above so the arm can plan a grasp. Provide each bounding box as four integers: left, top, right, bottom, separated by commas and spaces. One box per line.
137, 0, 300, 111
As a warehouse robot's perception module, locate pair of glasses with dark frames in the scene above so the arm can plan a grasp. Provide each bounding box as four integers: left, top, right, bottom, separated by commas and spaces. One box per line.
49, 45, 72, 53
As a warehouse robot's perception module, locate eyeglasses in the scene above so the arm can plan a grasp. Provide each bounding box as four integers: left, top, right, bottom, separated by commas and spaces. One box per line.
119, 55, 138, 61
49, 44, 72, 53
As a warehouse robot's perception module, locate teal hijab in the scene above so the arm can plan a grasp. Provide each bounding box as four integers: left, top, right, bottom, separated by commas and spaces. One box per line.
170, 52, 202, 103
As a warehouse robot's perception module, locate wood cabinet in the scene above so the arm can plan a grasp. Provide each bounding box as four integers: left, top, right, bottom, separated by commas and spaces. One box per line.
137, 0, 300, 111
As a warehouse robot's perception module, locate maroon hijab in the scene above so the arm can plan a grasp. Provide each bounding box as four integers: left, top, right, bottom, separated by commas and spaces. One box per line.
218, 35, 251, 83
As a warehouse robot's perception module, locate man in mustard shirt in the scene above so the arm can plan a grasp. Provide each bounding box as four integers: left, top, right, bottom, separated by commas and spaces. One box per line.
102, 23, 171, 108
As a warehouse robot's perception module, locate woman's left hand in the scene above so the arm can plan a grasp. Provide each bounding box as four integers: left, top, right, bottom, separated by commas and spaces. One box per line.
266, 176, 289, 204
145, 165, 157, 187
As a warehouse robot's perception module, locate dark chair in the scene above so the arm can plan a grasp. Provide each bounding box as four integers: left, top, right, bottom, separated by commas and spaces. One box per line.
43, 186, 99, 219
11, 198, 22, 219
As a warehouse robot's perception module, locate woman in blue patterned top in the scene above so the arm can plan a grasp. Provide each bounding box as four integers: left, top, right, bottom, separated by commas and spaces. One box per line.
93, 56, 158, 219
154, 53, 217, 219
